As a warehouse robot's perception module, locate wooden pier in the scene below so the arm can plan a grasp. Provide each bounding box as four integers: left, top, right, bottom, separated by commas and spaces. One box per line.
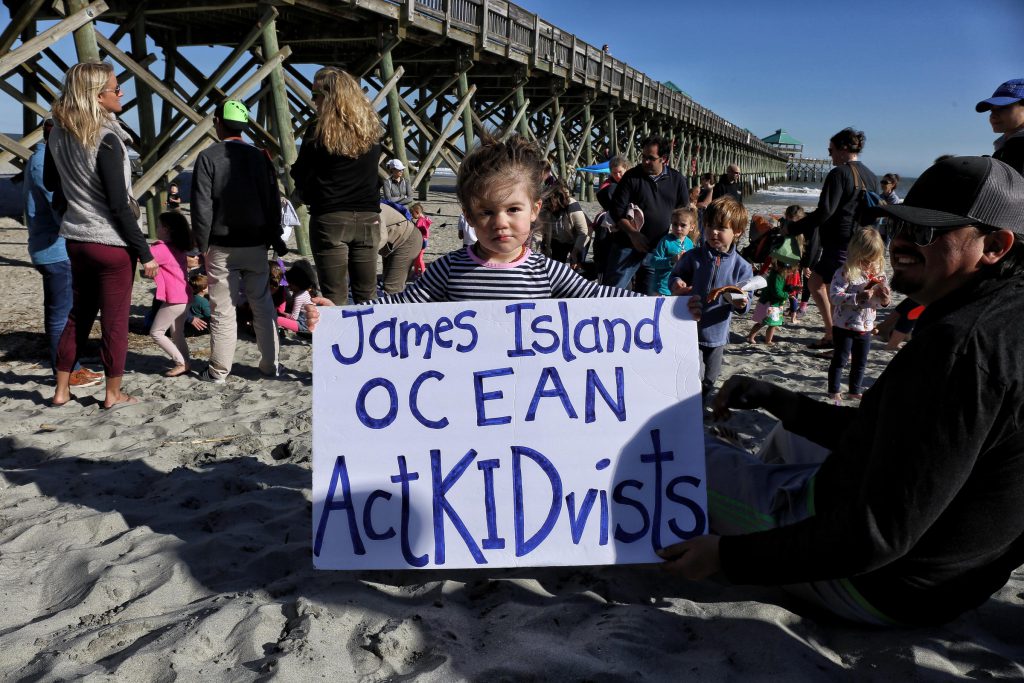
1, 0, 790, 253
786, 157, 833, 183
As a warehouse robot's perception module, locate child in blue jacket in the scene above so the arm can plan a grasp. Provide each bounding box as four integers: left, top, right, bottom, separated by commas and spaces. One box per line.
670, 196, 753, 399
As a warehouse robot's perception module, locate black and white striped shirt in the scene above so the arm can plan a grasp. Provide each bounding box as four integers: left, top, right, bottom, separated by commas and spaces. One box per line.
376, 247, 643, 302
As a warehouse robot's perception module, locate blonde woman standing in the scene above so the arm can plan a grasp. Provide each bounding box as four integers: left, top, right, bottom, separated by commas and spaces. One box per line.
291, 67, 383, 305
45, 61, 157, 409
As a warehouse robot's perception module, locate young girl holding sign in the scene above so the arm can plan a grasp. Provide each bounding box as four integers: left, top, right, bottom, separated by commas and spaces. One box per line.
374, 135, 643, 303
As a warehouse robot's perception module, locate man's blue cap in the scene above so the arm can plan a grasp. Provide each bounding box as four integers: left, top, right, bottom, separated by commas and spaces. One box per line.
975, 79, 1024, 112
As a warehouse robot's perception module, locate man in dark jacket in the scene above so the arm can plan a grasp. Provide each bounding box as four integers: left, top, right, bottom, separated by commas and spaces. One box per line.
977, 78, 1024, 175
192, 100, 285, 382
660, 156, 1024, 627
606, 136, 689, 291
711, 164, 743, 204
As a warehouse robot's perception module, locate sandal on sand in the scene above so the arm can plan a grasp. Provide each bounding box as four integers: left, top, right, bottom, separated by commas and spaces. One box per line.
103, 394, 140, 411
807, 338, 833, 350
165, 364, 190, 377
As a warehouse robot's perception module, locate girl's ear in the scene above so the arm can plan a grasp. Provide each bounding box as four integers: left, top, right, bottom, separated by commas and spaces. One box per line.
531, 199, 542, 222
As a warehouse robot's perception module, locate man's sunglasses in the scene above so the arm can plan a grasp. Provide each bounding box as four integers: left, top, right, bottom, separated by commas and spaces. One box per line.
888, 218, 992, 247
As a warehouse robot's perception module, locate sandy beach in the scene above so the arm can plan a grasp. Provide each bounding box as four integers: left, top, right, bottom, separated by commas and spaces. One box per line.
1, 189, 1022, 681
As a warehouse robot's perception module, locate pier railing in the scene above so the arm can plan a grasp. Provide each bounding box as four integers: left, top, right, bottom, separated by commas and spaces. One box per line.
365, 0, 780, 158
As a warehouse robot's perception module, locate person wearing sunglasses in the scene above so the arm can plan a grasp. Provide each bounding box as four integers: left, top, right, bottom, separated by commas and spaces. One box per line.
44, 61, 157, 409
606, 135, 689, 292
785, 127, 879, 350
660, 156, 1024, 628
976, 78, 1024, 176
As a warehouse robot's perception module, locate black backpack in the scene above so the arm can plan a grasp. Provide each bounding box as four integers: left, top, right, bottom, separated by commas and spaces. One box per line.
849, 163, 883, 229
741, 229, 782, 264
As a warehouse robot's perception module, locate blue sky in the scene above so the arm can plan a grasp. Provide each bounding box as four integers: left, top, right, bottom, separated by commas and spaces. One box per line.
3, 0, 1022, 177
514, 0, 1024, 177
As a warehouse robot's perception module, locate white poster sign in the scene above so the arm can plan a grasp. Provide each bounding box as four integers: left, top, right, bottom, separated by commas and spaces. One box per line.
312, 297, 706, 569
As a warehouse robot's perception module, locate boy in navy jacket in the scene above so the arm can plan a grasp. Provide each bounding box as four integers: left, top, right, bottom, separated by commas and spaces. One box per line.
671, 197, 753, 399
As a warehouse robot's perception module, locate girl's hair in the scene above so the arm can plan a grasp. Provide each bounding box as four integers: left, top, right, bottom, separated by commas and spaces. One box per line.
409, 203, 424, 216
881, 173, 900, 189
704, 196, 748, 235
286, 259, 319, 294
784, 204, 806, 220
673, 206, 700, 243
52, 61, 116, 149
456, 133, 546, 213
543, 179, 573, 214
287, 265, 314, 291
830, 127, 866, 154
773, 258, 798, 274
268, 261, 283, 287
158, 211, 193, 252
843, 228, 886, 281
311, 68, 383, 157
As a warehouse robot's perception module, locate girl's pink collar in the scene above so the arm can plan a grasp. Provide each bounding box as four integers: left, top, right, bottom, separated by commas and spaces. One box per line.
466, 244, 531, 269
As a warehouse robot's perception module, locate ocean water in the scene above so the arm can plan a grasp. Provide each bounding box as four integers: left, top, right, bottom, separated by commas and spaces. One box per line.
753, 177, 918, 209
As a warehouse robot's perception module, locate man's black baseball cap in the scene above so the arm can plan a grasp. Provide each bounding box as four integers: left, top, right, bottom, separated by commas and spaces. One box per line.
873, 156, 1024, 233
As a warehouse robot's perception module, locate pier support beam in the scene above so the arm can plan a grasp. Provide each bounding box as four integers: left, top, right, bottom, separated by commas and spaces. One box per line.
261, 9, 309, 255
67, 0, 101, 62
380, 45, 408, 171
457, 63, 475, 156
130, 17, 159, 238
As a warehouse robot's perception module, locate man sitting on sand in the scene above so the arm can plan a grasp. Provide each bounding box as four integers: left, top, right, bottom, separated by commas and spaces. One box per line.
660, 156, 1024, 627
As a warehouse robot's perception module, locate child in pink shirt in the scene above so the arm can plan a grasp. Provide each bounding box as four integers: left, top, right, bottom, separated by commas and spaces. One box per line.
410, 203, 432, 276
276, 260, 317, 335
148, 212, 193, 376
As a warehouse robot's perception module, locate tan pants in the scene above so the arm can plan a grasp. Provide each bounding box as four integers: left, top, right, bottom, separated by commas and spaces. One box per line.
206, 245, 278, 379
150, 302, 189, 366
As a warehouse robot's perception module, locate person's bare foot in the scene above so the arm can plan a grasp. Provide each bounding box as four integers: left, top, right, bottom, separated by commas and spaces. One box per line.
50, 392, 76, 407
165, 364, 190, 377
103, 393, 140, 410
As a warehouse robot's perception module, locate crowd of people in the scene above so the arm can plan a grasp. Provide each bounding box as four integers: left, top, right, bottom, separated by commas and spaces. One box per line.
21, 61, 1024, 627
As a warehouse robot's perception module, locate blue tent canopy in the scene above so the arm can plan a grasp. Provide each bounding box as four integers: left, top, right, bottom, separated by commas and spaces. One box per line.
575, 160, 611, 175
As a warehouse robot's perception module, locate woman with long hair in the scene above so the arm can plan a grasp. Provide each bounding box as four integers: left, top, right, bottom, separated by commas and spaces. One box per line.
45, 61, 157, 408
786, 127, 878, 349
291, 67, 384, 304
535, 179, 588, 265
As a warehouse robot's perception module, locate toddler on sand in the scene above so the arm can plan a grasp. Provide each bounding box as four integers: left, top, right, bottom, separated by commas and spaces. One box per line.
148, 212, 193, 376
828, 228, 892, 402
